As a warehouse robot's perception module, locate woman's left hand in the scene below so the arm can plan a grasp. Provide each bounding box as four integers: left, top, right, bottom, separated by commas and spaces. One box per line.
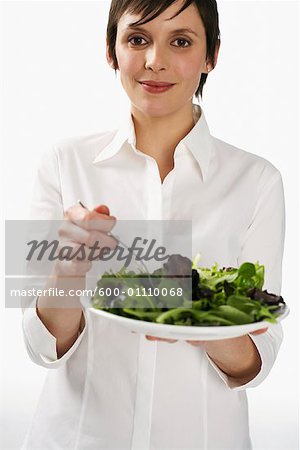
145, 327, 268, 345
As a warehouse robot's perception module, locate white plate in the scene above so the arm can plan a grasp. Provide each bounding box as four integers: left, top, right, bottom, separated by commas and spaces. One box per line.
81, 297, 289, 341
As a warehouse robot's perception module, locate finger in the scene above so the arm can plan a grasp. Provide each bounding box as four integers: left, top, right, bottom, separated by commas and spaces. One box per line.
186, 340, 205, 346
84, 230, 118, 249
66, 205, 116, 232
54, 259, 92, 277
93, 204, 110, 216
145, 335, 177, 343
58, 222, 117, 250
58, 220, 91, 245
86, 214, 116, 233
57, 241, 88, 261
250, 327, 268, 336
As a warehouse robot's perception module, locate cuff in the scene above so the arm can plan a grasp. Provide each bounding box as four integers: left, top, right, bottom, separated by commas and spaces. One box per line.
22, 298, 88, 368
205, 324, 283, 391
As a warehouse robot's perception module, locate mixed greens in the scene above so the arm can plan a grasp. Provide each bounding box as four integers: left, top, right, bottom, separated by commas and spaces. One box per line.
91, 255, 285, 326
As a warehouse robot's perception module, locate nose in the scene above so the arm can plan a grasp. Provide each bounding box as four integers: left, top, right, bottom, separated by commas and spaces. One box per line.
145, 45, 168, 72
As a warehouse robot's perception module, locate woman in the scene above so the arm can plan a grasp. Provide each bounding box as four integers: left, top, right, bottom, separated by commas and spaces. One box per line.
22, 0, 285, 448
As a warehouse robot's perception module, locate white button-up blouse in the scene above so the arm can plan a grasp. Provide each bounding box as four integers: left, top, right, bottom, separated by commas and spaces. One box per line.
21, 105, 285, 450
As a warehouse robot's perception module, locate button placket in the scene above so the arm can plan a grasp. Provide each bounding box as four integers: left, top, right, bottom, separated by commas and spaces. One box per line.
129, 156, 162, 450
130, 337, 158, 450
146, 158, 163, 221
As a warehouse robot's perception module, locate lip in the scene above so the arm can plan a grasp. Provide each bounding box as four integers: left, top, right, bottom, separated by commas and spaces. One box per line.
138, 80, 175, 94
139, 80, 174, 87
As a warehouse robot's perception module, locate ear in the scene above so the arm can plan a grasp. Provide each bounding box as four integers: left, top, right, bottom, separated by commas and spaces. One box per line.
106, 39, 116, 69
205, 39, 221, 73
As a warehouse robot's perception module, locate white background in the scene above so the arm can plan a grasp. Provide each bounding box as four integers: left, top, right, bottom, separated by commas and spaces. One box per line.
0, 1, 299, 449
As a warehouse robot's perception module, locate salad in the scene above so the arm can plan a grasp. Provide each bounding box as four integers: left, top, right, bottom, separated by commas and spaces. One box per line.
91, 255, 285, 326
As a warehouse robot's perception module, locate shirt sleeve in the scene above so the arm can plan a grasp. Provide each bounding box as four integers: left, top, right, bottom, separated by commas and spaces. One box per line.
21, 146, 87, 368
206, 168, 286, 390
29, 146, 64, 220
22, 298, 88, 369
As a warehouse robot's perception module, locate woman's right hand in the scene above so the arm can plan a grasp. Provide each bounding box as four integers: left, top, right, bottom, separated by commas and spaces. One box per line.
54, 203, 118, 277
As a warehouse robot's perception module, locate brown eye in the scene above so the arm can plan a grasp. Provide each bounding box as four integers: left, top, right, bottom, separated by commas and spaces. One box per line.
128, 36, 147, 46
172, 38, 191, 48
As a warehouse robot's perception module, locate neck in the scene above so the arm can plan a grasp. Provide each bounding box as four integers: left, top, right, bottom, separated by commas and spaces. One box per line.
131, 102, 196, 167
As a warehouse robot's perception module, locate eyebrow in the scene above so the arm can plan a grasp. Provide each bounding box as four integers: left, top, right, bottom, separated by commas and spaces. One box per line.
125, 25, 199, 38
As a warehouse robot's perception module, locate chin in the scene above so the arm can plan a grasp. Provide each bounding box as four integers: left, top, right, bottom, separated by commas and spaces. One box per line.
133, 97, 179, 119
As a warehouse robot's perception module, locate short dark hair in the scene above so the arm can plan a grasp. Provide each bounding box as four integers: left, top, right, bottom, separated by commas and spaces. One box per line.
106, 0, 220, 97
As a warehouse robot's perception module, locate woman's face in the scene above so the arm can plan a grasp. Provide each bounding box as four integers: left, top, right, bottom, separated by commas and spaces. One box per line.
109, 0, 213, 118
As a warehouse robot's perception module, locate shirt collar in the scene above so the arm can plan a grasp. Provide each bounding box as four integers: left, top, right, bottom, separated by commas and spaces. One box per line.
181, 104, 213, 182
93, 104, 213, 181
